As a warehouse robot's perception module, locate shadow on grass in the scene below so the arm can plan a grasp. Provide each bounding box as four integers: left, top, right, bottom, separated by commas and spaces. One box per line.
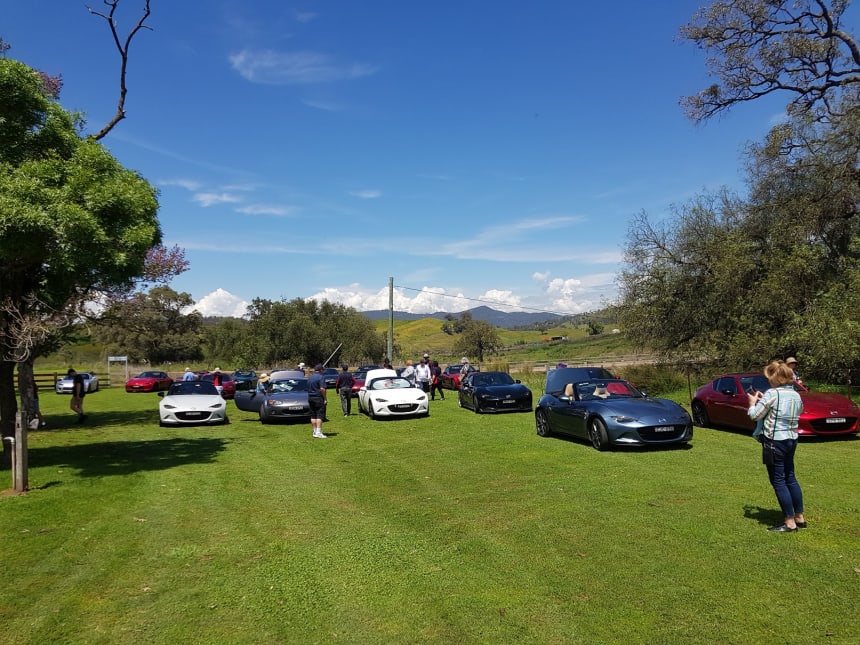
28, 437, 228, 477
743, 504, 785, 527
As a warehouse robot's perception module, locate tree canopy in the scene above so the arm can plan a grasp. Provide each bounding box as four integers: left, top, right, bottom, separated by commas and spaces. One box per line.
0, 56, 161, 446
619, 0, 860, 374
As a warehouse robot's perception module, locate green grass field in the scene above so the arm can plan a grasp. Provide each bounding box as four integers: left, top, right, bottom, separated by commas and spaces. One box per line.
1, 384, 858, 644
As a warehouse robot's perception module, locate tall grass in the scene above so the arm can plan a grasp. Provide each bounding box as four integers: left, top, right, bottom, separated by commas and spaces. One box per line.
1, 387, 858, 643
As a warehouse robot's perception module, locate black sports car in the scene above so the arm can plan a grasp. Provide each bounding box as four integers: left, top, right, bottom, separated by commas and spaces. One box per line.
534, 367, 693, 451
457, 371, 532, 413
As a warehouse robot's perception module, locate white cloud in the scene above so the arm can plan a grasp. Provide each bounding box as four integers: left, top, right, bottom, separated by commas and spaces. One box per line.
308, 285, 467, 314
477, 289, 522, 312
192, 289, 250, 318
236, 204, 297, 216
193, 192, 243, 207
229, 49, 378, 85
349, 189, 382, 199
532, 271, 551, 282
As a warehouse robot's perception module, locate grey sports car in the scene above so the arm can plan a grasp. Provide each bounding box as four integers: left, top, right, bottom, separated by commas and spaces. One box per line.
534, 367, 693, 451
233, 370, 311, 424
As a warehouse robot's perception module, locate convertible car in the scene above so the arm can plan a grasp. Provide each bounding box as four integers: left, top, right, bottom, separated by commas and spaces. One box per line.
55, 371, 99, 394
458, 371, 532, 413
357, 369, 429, 419
534, 367, 693, 451
233, 370, 311, 424
125, 370, 173, 393
692, 373, 860, 437
158, 381, 228, 427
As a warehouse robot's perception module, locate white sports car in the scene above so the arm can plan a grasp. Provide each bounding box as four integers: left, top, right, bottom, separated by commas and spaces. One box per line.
357, 368, 429, 419
158, 381, 228, 427
55, 371, 99, 394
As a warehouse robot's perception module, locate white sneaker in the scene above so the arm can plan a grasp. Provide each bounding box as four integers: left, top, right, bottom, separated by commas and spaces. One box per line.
313, 431, 327, 439
29, 419, 39, 430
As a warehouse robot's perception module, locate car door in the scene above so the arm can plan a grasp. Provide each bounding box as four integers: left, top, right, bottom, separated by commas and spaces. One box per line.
708, 376, 753, 429
545, 389, 589, 438
234, 389, 266, 413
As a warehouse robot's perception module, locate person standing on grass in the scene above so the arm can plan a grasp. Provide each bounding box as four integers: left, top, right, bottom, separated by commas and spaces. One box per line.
68, 368, 86, 424
747, 360, 806, 533
415, 357, 431, 393
182, 367, 196, 381
430, 360, 445, 401
307, 364, 328, 438
335, 364, 355, 416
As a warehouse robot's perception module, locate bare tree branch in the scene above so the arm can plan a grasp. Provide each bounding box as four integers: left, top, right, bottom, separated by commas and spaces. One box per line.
87, 0, 153, 140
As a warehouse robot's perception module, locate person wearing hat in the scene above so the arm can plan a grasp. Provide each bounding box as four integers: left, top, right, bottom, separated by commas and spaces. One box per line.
459, 357, 476, 380
786, 357, 803, 388
256, 372, 270, 394
334, 364, 355, 416
182, 367, 196, 382
307, 364, 328, 438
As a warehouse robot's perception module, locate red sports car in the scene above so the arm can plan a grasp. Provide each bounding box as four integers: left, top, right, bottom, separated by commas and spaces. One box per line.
692, 373, 860, 437
125, 370, 174, 393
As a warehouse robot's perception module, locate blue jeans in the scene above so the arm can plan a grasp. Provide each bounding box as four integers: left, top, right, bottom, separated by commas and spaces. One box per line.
765, 439, 804, 518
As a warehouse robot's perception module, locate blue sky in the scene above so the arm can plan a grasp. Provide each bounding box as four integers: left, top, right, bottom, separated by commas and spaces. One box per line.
5, 1, 790, 317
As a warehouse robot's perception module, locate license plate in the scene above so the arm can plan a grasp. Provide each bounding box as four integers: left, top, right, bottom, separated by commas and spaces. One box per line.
185, 411, 204, 418
502, 400, 516, 404
394, 404, 412, 410
654, 426, 674, 433
289, 406, 304, 411
826, 417, 846, 424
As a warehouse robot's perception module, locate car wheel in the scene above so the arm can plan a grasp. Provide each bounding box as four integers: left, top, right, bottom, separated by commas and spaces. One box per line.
368, 402, 376, 419
457, 394, 463, 408
474, 398, 483, 414
535, 409, 552, 437
589, 417, 610, 451
259, 410, 270, 424
691, 400, 710, 428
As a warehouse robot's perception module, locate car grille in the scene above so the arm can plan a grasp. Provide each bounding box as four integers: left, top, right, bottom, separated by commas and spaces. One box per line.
176, 411, 214, 421
638, 425, 688, 441
482, 398, 531, 411
386, 403, 420, 413
806, 417, 858, 434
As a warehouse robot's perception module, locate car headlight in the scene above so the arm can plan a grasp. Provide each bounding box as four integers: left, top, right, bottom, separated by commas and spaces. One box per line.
162, 403, 177, 410
210, 402, 225, 409
610, 415, 638, 423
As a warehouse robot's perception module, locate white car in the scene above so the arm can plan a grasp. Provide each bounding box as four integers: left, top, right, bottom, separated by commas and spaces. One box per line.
158, 381, 228, 427
55, 371, 99, 394
357, 368, 429, 419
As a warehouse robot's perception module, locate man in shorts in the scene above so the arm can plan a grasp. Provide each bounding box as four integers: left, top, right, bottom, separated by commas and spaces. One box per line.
307, 364, 328, 438
68, 368, 87, 424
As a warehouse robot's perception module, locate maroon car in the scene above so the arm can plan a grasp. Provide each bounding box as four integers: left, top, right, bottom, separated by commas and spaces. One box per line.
125, 370, 173, 393
200, 372, 236, 399
692, 373, 860, 436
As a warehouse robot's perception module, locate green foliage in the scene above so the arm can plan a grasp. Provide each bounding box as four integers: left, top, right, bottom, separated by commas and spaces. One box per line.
95, 286, 203, 364
242, 298, 385, 367
453, 318, 501, 362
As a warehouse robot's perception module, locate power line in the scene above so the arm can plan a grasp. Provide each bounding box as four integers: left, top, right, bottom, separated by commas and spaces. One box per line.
393, 284, 602, 318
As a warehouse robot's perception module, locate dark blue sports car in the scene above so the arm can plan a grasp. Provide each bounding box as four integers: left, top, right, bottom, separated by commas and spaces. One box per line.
233, 370, 311, 424
457, 371, 532, 413
534, 367, 693, 451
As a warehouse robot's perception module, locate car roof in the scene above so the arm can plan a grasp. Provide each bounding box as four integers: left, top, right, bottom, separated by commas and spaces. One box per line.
544, 366, 616, 394
270, 369, 306, 381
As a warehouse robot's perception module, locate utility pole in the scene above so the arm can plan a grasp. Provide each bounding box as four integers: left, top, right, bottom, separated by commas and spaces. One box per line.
388, 277, 394, 362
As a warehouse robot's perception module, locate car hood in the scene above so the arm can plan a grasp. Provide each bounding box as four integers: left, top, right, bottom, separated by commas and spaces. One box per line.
474, 384, 530, 396
161, 394, 224, 407
799, 391, 860, 416
594, 397, 691, 424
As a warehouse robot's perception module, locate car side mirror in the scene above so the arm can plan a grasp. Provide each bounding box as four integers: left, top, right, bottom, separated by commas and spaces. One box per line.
158, 392, 165, 398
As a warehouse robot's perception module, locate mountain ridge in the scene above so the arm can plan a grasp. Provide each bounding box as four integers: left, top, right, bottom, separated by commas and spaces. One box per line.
360, 305, 564, 329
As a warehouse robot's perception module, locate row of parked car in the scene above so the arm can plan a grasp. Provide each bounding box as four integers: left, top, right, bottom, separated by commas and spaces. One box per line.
118, 365, 860, 451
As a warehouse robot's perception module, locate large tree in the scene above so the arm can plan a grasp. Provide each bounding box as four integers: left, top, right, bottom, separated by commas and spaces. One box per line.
453, 319, 501, 363
242, 298, 385, 368
96, 286, 203, 364
0, 56, 161, 462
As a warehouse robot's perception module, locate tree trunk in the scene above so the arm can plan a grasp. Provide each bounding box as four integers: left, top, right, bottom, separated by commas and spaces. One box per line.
0, 360, 18, 470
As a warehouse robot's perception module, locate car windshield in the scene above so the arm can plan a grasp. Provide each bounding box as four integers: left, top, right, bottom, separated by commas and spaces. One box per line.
168, 382, 219, 396
269, 379, 308, 393
445, 365, 464, 374
739, 375, 771, 394
369, 377, 412, 390
471, 373, 514, 387
575, 379, 640, 400
138, 371, 161, 378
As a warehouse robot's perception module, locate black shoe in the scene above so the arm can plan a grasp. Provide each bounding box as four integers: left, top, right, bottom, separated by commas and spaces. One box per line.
795, 521, 807, 529
767, 524, 797, 532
